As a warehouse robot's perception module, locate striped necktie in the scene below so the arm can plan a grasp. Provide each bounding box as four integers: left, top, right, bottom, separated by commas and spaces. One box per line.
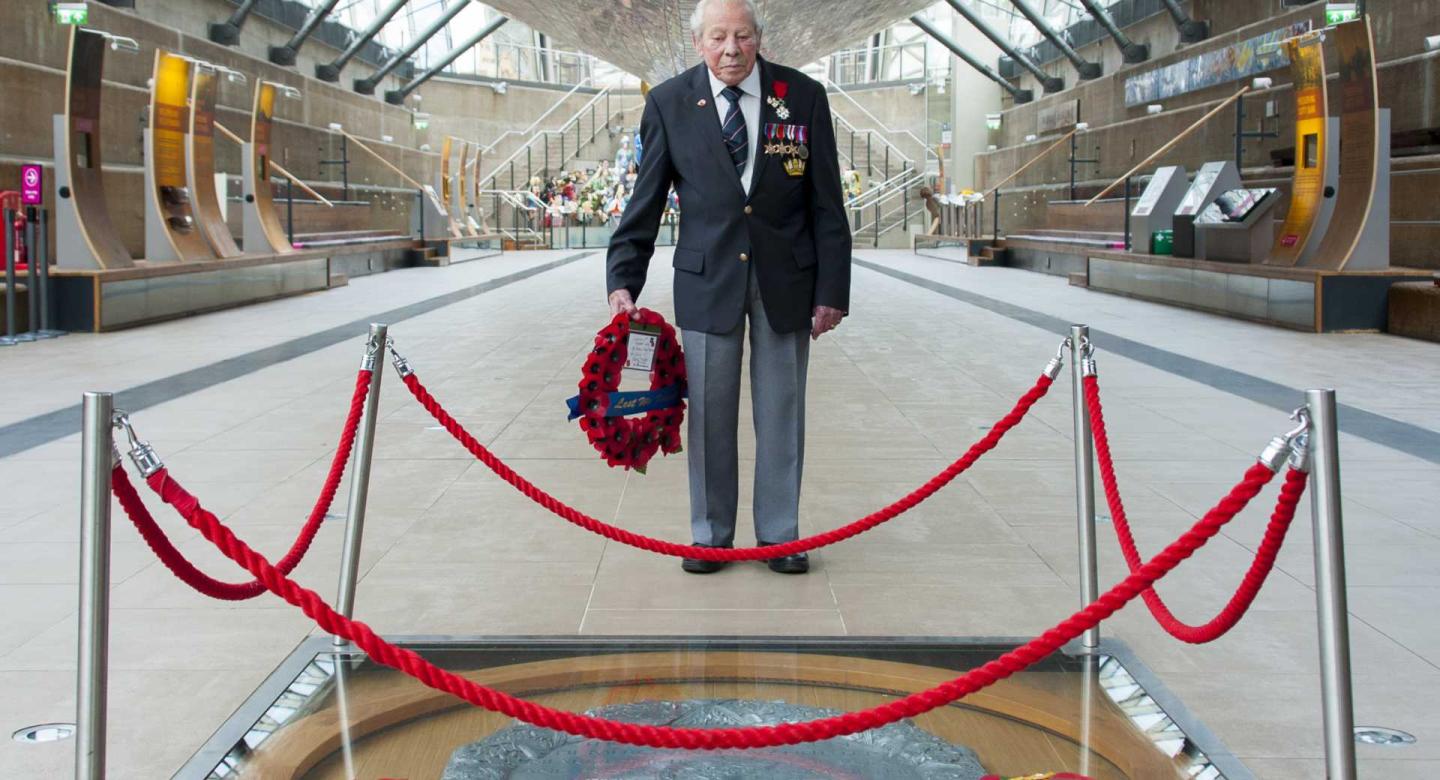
720, 85, 747, 177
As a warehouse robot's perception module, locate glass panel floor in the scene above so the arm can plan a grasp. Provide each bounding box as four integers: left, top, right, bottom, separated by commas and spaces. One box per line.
179, 637, 1242, 780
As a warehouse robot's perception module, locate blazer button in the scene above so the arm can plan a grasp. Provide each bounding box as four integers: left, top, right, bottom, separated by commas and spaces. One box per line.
739, 252, 749, 262
743, 205, 753, 215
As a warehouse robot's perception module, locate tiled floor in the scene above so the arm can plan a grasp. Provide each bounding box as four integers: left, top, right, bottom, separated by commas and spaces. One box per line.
1, 248, 1437, 778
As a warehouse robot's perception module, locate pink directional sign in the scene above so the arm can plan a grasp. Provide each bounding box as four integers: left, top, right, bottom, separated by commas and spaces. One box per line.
20, 165, 42, 205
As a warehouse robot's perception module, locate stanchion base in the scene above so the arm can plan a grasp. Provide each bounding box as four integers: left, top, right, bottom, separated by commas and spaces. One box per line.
175, 636, 1247, 780
35, 330, 66, 339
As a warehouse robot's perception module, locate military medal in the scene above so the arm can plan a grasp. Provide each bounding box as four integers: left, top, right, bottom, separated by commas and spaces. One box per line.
796, 125, 809, 159
768, 80, 791, 120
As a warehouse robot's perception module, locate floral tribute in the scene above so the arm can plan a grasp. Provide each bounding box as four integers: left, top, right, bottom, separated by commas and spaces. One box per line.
576, 308, 686, 471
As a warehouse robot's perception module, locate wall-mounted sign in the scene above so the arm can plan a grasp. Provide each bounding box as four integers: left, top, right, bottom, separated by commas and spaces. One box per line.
53, 2, 88, 25
1325, 2, 1358, 25
20, 164, 43, 205
984, 113, 1001, 131
412, 112, 431, 130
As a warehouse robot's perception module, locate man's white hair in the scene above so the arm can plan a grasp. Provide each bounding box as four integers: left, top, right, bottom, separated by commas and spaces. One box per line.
689, 0, 765, 37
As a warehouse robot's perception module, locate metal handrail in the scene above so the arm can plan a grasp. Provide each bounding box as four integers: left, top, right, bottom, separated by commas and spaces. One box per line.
822, 77, 937, 165
834, 113, 916, 171
472, 88, 607, 187
849, 167, 926, 212
479, 78, 594, 153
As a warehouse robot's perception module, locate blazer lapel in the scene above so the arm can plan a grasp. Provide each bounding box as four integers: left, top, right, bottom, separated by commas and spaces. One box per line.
688, 65, 745, 197
747, 58, 775, 198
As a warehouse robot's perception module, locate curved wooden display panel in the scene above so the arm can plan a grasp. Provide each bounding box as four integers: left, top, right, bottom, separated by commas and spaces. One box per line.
146, 50, 214, 262
440, 135, 454, 213
248, 82, 296, 254
1304, 17, 1381, 271
188, 64, 244, 258
237, 651, 1190, 780
58, 27, 134, 269
1267, 34, 1328, 267
457, 140, 478, 236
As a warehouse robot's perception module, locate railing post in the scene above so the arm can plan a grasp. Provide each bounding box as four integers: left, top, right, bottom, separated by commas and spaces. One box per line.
75, 391, 114, 780
992, 188, 1001, 239
333, 324, 387, 646
285, 177, 295, 246
1122, 176, 1132, 251
1070, 325, 1099, 650
1306, 389, 1358, 780
873, 199, 880, 248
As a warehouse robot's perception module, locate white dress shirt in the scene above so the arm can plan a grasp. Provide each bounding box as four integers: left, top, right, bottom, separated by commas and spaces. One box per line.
707, 64, 762, 193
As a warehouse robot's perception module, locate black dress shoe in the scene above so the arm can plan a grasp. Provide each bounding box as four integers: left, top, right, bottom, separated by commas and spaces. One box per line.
681, 543, 729, 574
759, 543, 809, 574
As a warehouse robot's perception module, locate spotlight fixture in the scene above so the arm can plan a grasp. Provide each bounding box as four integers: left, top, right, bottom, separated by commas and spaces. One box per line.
1075, 122, 1090, 132
1252, 77, 1273, 90
1426, 34, 1440, 52
1024, 134, 1038, 142
1146, 104, 1163, 115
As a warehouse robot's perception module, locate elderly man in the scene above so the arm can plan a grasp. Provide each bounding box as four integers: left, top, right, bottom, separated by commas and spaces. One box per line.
606, 0, 850, 575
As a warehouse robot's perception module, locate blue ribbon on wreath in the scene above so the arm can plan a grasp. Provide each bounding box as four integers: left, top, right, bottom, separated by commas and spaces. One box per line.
565, 384, 688, 421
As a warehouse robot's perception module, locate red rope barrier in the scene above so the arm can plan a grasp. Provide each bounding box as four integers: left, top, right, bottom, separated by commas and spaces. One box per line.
401, 371, 1056, 561
112, 370, 371, 600
127, 453, 1283, 749
1083, 375, 1308, 643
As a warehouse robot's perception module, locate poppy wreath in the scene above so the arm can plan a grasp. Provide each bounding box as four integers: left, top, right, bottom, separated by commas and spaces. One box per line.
576, 308, 686, 471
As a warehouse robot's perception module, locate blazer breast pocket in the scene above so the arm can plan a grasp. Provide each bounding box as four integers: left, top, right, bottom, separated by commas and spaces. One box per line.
673, 247, 705, 273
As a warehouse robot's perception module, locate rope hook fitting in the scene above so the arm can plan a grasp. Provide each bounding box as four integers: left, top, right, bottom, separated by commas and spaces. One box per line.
386, 337, 414, 378
1044, 338, 1069, 379
1258, 407, 1312, 472
360, 333, 383, 372
113, 411, 165, 477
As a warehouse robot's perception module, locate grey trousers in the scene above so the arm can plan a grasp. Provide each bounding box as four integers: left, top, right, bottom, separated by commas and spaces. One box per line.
682, 264, 810, 547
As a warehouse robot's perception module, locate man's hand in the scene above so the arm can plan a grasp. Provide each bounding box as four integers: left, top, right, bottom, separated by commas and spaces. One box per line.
811, 305, 844, 340
608, 288, 640, 320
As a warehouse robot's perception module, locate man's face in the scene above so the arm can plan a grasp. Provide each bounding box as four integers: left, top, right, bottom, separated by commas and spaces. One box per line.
693, 2, 760, 86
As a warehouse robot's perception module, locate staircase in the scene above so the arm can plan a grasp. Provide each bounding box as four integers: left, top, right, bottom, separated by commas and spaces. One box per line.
824, 82, 940, 249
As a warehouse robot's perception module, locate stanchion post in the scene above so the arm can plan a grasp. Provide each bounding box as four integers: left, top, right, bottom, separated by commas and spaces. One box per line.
24, 207, 40, 335
76, 392, 114, 780
1070, 324, 1100, 649
334, 324, 387, 646
2, 208, 17, 346
1306, 388, 1358, 779
36, 208, 62, 337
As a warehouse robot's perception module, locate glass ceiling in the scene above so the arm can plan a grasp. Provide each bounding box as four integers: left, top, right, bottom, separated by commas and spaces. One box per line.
297, 0, 1080, 88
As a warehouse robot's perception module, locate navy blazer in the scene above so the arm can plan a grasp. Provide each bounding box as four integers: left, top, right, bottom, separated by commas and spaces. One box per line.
606, 57, 851, 335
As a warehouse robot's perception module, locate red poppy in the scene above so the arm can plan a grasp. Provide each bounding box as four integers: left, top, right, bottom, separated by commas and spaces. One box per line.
576, 309, 686, 471
773, 80, 789, 100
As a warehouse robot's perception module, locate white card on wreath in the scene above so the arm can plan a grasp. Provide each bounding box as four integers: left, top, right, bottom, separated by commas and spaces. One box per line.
623, 328, 659, 372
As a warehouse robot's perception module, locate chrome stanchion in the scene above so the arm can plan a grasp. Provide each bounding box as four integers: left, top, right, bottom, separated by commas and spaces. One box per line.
76, 392, 115, 780
1070, 324, 1099, 649
35, 208, 63, 338
24, 207, 40, 337
1306, 388, 1358, 780
3, 208, 19, 346
333, 323, 387, 646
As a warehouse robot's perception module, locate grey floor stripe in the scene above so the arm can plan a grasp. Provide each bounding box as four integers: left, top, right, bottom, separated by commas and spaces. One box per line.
855, 255, 1440, 465
0, 251, 596, 458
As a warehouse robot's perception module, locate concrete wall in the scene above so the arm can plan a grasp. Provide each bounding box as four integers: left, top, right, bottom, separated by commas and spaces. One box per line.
0, 0, 632, 261
949, 14, 1005, 192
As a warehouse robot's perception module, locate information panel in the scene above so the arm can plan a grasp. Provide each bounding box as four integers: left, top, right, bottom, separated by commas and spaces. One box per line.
148, 50, 213, 261
1268, 32, 1328, 266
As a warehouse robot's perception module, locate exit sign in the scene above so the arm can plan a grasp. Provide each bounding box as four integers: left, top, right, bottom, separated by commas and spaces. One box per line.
53, 2, 88, 24
1325, 2, 1358, 25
